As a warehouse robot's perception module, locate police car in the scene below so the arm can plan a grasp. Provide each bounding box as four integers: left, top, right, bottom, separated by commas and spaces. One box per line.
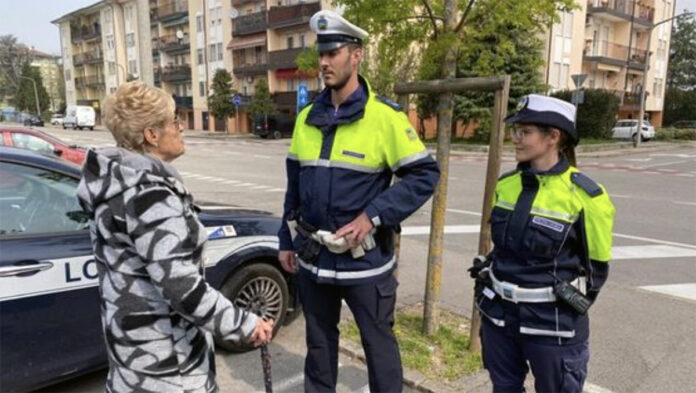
0, 146, 297, 392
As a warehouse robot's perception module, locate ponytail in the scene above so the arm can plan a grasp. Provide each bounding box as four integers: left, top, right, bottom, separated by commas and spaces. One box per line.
559, 132, 577, 167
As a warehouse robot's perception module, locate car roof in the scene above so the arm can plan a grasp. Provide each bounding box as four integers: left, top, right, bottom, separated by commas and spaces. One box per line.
0, 145, 82, 178
1, 127, 68, 145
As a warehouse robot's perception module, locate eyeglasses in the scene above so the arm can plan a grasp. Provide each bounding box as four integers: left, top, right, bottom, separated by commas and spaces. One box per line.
509, 126, 539, 140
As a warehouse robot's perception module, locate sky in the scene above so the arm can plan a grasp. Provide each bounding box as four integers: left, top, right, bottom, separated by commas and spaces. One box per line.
1, 0, 695, 55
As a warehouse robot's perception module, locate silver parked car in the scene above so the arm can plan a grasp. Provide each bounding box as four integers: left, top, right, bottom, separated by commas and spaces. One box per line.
611, 119, 655, 142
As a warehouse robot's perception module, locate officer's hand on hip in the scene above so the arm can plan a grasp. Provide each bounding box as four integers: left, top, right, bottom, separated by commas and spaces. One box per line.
336, 212, 374, 249
278, 250, 298, 273
249, 317, 275, 347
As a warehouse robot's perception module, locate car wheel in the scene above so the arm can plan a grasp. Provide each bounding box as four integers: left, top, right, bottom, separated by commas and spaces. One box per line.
89, 126, 94, 131
215, 263, 289, 352
632, 133, 643, 143
272, 130, 282, 140
63, 124, 66, 129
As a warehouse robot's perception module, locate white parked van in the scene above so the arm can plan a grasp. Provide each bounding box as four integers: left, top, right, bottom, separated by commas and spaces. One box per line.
63, 105, 96, 130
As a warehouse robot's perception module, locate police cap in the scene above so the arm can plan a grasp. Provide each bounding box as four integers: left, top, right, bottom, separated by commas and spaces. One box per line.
309, 10, 368, 52
505, 94, 579, 145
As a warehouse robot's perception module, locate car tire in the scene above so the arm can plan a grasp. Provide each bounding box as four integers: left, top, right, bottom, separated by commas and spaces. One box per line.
632, 133, 643, 143
215, 263, 289, 352
63, 124, 66, 129
272, 130, 282, 140
89, 126, 94, 131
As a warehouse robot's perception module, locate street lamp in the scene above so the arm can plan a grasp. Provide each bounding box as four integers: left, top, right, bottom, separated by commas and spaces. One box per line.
18, 76, 41, 118
635, 11, 694, 148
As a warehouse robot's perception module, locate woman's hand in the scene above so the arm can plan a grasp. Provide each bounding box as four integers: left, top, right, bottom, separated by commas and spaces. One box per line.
249, 318, 275, 347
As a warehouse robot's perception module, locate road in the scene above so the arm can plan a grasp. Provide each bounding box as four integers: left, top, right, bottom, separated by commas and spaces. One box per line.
36, 126, 696, 392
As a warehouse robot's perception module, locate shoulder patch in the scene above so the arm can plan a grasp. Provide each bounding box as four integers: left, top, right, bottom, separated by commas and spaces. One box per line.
571, 172, 603, 197
375, 95, 402, 112
498, 169, 519, 181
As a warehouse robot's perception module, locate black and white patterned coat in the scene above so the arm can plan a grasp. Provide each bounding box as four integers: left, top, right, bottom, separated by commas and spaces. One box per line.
77, 148, 258, 393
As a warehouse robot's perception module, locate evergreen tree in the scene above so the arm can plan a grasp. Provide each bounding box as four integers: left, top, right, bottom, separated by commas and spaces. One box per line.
207, 69, 235, 131
248, 78, 276, 124
14, 61, 50, 116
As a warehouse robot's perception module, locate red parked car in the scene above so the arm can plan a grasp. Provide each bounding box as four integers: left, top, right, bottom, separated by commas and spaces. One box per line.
0, 127, 86, 165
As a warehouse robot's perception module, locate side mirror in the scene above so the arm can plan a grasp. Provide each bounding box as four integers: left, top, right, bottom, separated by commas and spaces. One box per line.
54, 149, 63, 156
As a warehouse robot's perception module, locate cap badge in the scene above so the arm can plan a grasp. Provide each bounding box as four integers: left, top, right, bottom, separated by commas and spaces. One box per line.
516, 96, 529, 111
318, 17, 328, 31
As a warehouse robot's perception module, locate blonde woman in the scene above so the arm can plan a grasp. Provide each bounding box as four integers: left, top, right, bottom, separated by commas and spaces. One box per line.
77, 81, 273, 393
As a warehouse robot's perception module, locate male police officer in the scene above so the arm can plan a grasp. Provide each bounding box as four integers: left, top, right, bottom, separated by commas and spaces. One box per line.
278, 10, 440, 393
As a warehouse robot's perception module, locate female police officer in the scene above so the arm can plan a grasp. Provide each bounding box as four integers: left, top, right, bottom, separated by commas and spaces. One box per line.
474, 94, 615, 393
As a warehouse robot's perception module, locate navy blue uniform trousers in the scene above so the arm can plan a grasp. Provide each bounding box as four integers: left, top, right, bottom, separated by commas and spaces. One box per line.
298, 272, 402, 393
481, 319, 589, 393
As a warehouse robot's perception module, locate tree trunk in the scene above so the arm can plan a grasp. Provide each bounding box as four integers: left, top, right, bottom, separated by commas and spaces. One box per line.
422, 0, 458, 336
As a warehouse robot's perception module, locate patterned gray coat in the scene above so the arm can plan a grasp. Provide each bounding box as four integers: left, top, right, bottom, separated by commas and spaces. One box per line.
77, 148, 258, 393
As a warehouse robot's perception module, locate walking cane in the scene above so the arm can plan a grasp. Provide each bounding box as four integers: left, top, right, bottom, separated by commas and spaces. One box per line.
260, 344, 273, 393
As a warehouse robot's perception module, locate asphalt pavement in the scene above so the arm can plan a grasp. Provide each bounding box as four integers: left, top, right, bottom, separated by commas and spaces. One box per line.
30, 125, 696, 392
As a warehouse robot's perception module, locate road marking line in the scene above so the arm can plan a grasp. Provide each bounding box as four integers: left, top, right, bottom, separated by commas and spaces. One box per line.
642, 159, 692, 168
613, 233, 696, 250
267, 188, 286, 192
612, 245, 696, 260
221, 180, 240, 184
584, 382, 615, 393
447, 208, 482, 216
401, 225, 481, 235
674, 201, 696, 207
249, 185, 272, 190
182, 173, 204, 178
237, 182, 256, 187
196, 176, 218, 181
252, 154, 271, 159
274, 372, 305, 392
638, 283, 696, 303
609, 194, 632, 199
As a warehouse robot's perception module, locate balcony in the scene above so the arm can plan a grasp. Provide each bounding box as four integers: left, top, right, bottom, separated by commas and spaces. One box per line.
584, 40, 648, 70
75, 75, 104, 89
587, 0, 654, 26
71, 23, 101, 43
73, 49, 104, 66
268, 2, 320, 29
268, 47, 304, 69
173, 96, 193, 109
231, 0, 256, 6
156, 1, 188, 23
233, 50, 269, 76
608, 89, 643, 110
160, 65, 191, 82
157, 34, 190, 53
233, 11, 268, 36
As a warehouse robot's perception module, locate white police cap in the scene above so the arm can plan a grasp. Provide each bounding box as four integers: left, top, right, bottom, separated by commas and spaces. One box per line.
309, 10, 368, 52
505, 94, 579, 145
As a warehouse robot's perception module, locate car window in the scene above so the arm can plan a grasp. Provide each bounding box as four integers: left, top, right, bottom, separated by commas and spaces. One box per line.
0, 162, 89, 236
11, 133, 55, 155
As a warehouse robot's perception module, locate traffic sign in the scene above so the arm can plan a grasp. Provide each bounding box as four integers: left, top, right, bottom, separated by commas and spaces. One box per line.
232, 94, 241, 106
297, 83, 309, 113
571, 90, 584, 105
571, 74, 588, 88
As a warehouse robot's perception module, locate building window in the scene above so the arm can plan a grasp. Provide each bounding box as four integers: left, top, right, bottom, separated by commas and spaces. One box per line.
209, 44, 216, 62
287, 36, 294, 49
126, 33, 135, 48
199, 81, 205, 97
108, 62, 116, 75
104, 8, 112, 23
65, 69, 71, 80
288, 79, 295, 91
128, 59, 137, 75
197, 49, 204, 64
217, 43, 223, 61
300, 34, 305, 48
196, 15, 203, 32
110, 87, 117, 94
106, 35, 114, 50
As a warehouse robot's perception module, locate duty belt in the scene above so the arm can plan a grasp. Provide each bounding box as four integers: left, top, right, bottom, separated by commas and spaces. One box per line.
288, 218, 376, 258
487, 268, 586, 304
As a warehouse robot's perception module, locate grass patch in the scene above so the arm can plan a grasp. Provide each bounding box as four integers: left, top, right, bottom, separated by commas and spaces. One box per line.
340, 304, 482, 381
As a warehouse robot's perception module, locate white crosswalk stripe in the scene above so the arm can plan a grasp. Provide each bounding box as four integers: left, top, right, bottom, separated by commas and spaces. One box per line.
175, 170, 283, 193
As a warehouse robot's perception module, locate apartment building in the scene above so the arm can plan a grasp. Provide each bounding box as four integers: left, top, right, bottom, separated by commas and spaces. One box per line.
53, 0, 154, 124
543, 0, 676, 125
150, 0, 195, 129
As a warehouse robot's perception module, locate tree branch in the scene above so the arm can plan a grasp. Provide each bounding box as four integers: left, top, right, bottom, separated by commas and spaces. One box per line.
455, 0, 476, 33
421, 0, 441, 36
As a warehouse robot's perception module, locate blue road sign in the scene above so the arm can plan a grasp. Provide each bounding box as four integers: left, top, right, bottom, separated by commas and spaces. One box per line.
297, 83, 309, 113
232, 94, 241, 106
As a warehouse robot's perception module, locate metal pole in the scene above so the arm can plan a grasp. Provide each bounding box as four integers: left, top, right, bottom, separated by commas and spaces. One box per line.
635, 12, 693, 148
19, 76, 40, 116
468, 76, 511, 353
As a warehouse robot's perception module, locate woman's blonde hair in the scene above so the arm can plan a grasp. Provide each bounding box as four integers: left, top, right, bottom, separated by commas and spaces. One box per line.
102, 81, 175, 152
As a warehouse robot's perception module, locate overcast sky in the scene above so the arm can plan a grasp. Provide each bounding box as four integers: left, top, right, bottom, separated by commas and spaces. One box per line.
1, 0, 694, 55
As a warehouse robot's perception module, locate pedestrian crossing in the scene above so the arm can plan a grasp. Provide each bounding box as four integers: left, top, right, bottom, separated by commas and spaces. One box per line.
178, 170, 286, 193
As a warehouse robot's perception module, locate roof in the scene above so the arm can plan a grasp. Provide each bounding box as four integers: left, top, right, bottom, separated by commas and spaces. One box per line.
0, 146, 81, 177
51, 0, 106, 24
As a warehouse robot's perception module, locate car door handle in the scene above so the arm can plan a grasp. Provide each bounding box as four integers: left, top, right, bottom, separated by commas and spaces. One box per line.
0, 261, 54, 277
